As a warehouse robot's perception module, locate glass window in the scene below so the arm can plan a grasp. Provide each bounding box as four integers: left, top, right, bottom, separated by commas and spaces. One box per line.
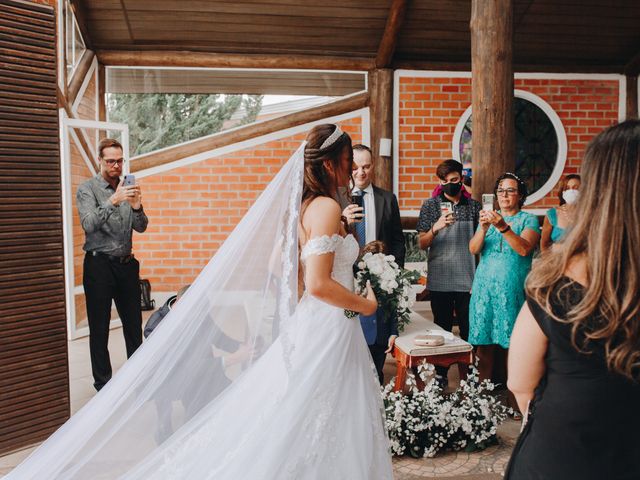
105, 68, 366, 157
64, 0, 86, 81
456, 93, 564, 202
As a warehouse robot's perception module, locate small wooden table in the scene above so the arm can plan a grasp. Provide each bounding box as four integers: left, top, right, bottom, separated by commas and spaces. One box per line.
392, 312, 474, 391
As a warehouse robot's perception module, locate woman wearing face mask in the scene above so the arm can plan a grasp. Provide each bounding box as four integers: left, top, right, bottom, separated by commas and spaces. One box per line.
468, 172, 541, 418
540, 174, 581, 251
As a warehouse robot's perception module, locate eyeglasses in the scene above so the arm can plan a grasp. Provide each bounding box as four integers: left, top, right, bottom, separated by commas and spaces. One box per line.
104, 159, 124, 166
496, 188, 518, 196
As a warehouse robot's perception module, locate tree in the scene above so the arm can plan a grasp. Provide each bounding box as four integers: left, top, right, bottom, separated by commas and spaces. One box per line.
107, 94, 264, 156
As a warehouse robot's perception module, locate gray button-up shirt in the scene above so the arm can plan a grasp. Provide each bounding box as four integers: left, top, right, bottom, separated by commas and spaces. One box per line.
76, 174, 148, 256
416, 194, 481, 292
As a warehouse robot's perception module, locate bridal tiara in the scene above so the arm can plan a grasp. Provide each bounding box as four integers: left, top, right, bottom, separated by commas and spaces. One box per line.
319, 125, 344, 150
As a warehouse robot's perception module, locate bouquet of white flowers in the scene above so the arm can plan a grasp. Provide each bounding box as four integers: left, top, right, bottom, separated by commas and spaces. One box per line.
346, 252, 420, 332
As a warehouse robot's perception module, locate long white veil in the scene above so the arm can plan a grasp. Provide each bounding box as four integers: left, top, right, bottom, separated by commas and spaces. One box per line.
6, 144, 306, 479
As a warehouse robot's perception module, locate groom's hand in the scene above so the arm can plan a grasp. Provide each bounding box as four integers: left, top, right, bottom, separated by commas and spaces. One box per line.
342, 204, 364, 225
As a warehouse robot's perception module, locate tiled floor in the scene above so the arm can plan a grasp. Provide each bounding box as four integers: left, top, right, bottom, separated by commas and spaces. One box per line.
1, 308, 519, 478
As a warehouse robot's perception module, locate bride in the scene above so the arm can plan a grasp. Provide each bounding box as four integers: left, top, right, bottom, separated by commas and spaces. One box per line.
6, 124, 395, 479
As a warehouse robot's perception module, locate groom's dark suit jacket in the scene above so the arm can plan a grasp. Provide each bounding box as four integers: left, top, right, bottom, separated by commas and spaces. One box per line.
340, 184, 406, 267
340, 184, 405, 349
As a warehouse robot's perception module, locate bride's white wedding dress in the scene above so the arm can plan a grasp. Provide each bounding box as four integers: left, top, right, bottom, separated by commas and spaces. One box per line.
122, 233, 393, 479
5, 143, 394, 479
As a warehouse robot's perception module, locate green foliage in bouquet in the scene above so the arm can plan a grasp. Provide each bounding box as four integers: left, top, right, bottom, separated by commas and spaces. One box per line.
350, 252, 420, 332
382, 363, 510, 458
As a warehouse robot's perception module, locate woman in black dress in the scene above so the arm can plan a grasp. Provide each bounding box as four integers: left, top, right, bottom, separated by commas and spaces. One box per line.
505, 120, 640, 480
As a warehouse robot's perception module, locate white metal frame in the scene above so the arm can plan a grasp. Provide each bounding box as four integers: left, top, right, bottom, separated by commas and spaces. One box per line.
450, 89, 568, 206
60, 116, 129, 339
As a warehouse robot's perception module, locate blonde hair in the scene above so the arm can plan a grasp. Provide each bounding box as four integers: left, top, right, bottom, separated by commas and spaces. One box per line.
526, 120, 640, 381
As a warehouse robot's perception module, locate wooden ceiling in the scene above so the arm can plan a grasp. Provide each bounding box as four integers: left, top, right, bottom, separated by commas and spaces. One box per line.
74, 0, 640, 74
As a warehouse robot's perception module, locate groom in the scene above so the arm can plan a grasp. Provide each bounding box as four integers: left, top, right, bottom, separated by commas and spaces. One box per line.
341, 144, 405, 384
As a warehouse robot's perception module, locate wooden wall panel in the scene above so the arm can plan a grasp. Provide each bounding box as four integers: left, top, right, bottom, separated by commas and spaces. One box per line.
0, 0, 69, 455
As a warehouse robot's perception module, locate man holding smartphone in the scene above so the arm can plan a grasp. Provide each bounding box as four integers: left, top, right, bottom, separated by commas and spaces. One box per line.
341, 144, 405, 384
76, 138, 148, 391
416, 159, 481, 386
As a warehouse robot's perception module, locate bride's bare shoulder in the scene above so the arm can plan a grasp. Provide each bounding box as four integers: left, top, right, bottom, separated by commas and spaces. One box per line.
303, 196, 341, 220
301, 197, 342, 239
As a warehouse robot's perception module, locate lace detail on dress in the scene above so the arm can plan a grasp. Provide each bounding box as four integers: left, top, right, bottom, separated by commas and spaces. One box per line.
300, 233, 343, 260
282, 385, 344, 479
300, 234, 359, 290
277, 150, 304, 374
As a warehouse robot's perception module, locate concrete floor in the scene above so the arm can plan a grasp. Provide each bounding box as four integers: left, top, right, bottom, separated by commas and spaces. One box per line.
1, 307, 519, 478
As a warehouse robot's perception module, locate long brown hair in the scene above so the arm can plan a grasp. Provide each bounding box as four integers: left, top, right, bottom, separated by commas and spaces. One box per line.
526, 120, 640, 381
301, 124, 352, 212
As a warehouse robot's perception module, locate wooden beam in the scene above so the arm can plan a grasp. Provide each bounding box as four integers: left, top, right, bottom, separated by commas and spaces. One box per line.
68, 0, 93, 50
368, 69, 394, 190
67, 49, 95, 107
392, 59, 624, 74
96, 50, 374, 71
627, 75, 638, 120
130, 92, 369, 172
625, 50, 640, 76
470, 0, 515, 203
57, 85, 96, 166
375, 0, 408, 69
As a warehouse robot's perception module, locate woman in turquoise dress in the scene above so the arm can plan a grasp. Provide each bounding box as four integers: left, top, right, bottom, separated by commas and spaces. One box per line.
540, 174, 581, 251
468, 173, 540, 415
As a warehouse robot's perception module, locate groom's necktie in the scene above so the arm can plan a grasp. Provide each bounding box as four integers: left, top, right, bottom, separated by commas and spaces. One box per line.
355, 190, 366, 247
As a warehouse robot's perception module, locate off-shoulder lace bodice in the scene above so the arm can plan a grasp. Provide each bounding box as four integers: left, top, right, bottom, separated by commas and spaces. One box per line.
300, 234, 359, 290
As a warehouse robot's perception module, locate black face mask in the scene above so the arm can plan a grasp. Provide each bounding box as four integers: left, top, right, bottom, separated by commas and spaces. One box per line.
442, 181, 462, 196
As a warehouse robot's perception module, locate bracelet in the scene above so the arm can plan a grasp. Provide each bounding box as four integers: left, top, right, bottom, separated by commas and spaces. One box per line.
499, 225, 511, 234
431, 226, 438, 237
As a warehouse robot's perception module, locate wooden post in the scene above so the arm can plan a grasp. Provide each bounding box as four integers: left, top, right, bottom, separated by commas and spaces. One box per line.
368, 69, 394, 191
470, 0, 515, 202
627, 75, 638, 120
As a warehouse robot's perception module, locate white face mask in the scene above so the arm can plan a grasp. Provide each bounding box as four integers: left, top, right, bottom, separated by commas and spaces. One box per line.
562, 189, 580, 205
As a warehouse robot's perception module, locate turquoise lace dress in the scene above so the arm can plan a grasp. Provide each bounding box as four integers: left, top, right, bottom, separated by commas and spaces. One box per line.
468, 210, 540, 348
546, 207, 565, 243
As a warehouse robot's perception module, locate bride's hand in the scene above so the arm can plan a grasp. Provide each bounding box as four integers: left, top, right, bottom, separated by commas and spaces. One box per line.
361, 281, 378, 316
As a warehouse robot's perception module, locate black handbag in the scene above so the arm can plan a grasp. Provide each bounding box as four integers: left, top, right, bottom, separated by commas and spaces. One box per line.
139, 278, 155, 311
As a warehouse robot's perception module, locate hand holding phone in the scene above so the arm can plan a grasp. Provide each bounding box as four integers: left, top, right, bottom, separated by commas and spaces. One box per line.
482, 194, 495, 211
123, 174, 136, 187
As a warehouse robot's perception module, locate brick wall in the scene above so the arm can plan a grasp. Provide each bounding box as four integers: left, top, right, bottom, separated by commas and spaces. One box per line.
396, 74, 621, 211
134, 117, 364, 293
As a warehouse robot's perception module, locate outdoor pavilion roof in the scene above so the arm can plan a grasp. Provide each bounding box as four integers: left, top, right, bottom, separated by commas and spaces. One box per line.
73, 0, 640, 75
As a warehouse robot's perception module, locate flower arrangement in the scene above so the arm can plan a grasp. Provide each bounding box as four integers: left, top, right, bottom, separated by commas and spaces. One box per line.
382, 363, 510, 458
345, 251, 420, 332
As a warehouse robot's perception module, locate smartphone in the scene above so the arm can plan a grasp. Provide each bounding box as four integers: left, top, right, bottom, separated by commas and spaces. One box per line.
353, 194, 364, 208
482, 194, 495, 211
440, 201, 453, 216
122, 174, 136, 187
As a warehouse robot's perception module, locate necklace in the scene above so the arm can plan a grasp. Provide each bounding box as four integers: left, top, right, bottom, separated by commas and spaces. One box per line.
558, 205, 575, 227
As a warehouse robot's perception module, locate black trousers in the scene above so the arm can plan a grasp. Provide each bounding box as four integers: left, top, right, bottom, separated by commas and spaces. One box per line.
429, 290, 471, 377
369, 344, 387, 385
83, 253, 142, 390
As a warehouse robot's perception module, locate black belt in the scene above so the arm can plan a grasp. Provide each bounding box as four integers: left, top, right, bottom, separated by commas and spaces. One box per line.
88, 251, 134, 264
